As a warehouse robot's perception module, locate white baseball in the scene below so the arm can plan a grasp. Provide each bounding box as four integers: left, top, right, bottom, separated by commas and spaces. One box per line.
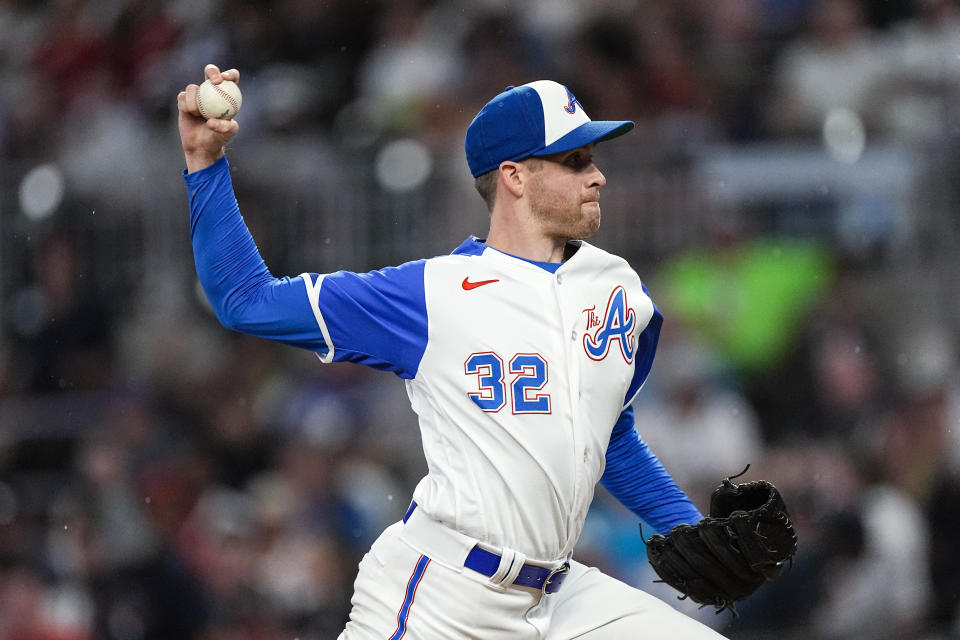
196, 79, 242, 120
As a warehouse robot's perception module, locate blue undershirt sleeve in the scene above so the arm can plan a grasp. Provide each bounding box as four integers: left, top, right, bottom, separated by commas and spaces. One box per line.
601, 406, 703, 534
184, 157, 428, 378
185, 157, 325, 351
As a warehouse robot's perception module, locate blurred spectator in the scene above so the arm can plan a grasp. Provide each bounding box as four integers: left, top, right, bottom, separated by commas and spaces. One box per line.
876, 323, 958, 502
872, 0, 960, 142
357, 0, 466, 133
6, 232, 115, 393
0, 564, 90, 640
879, 323, 960, 636
74, 430, 157, 571
768, 0, 887, 137
563, 13, 644, 123
808, 326, 881, 435
809, 484, 931, 640
762, 264, 886, 442
694, 0, 770, 140
458, 10, 541, 109
29, 0, 112, 113
654, 213, 833, 426
630, 3, 715, 117
84, 455, 214, 640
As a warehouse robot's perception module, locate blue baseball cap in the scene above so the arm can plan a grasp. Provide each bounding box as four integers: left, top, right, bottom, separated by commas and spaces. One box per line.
465, 80, 635, 178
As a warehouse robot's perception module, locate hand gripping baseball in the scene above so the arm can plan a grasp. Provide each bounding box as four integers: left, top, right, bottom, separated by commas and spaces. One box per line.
644, 467, 798, 614
178, 64, 241, 173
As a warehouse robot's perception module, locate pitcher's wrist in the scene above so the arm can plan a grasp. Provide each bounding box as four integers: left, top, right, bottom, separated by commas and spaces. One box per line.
184, 148, 224, 173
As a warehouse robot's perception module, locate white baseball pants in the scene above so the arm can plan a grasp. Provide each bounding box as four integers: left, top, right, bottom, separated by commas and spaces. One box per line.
338, 508, 728, 639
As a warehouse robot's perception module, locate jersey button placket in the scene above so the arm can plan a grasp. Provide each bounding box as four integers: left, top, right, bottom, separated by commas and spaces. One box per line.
556, 269, 585, 550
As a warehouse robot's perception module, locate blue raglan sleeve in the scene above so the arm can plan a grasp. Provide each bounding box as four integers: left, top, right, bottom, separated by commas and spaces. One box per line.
301, 266, 428, 377
184, 157, 427, 378
601, 406, 703, 533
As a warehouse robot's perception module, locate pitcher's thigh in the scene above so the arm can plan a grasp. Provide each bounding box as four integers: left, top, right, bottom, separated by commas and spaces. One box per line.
340, 524, 540, 640
544, 562, 728, 640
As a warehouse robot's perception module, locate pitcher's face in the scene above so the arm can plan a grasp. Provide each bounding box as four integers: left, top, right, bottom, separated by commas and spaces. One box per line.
524, 145, 607, 241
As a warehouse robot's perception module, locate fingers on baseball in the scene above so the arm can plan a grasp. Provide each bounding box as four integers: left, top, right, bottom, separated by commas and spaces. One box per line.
205, 118, 238, 135
180, 84, 201, 115
177, 92, 199, 119
203, 64, 239, 85
204, 64, 222, 83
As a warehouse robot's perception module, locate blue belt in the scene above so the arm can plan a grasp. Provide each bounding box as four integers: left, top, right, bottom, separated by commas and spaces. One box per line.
403, 501, 569, 594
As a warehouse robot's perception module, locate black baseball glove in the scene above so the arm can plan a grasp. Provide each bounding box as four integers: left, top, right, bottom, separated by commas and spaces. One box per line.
644, 469, 798, 613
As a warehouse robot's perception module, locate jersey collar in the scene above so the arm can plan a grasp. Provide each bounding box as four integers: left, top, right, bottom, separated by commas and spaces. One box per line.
451, 236, 487, 257
452, 236, 582, 274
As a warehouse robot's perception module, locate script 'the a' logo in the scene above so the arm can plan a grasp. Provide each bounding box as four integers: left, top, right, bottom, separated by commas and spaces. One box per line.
582, 286, 636, 363
564, 86, 580, 114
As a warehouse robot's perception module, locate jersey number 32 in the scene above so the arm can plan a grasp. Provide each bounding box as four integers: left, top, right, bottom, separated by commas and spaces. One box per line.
464, 352, 551, 415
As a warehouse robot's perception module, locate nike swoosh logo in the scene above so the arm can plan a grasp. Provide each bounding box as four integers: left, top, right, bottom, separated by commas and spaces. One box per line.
462, 277, 500, 290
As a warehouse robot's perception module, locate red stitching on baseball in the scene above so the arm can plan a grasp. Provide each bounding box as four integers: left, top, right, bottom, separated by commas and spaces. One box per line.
213, 84, 240, 111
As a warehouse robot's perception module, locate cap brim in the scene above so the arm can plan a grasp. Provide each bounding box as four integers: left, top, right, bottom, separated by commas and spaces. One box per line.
534, 120, 635, 157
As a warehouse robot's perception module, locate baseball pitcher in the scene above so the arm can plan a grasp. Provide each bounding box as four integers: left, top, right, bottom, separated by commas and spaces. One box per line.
177, 64, 795, 639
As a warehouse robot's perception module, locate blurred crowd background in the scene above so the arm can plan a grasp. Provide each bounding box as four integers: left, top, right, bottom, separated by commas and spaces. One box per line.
2, 0, 960, 638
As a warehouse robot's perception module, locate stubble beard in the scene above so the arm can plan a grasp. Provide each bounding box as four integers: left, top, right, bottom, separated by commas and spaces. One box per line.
579, 202, 602, 239
530, 190, 601, 241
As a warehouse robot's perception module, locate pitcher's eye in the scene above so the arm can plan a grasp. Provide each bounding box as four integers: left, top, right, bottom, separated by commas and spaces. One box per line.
565, 152, 590, 170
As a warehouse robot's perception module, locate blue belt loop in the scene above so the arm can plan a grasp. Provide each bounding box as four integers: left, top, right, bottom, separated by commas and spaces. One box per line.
401, 501, 569, 593
463, 546, 570, 594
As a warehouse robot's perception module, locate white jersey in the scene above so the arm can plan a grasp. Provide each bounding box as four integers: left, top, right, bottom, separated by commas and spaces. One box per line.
302, 237, 659, 562
185, 159, 726, 640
